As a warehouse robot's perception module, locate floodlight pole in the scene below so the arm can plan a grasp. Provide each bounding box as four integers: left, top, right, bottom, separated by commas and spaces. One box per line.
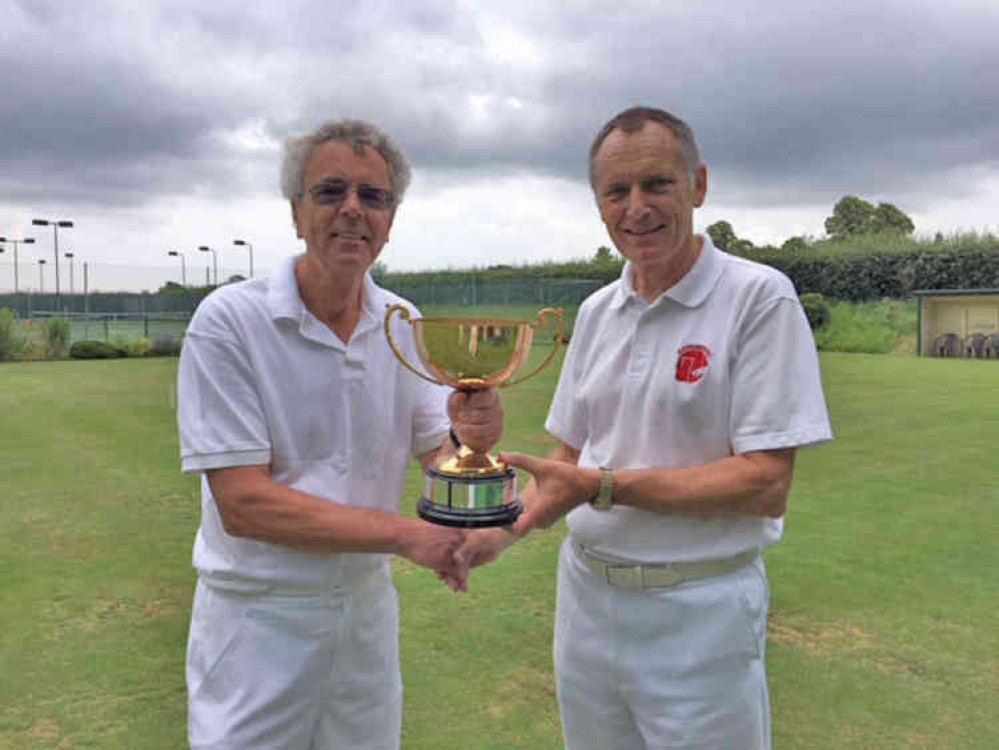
233, 239, 254, 278
0, 236, 35, 294
198, 245, 218, 286
64, 252, 75, 296
168, 250, 187, 286
38, 259, 46, 293
32, 218, 73, 309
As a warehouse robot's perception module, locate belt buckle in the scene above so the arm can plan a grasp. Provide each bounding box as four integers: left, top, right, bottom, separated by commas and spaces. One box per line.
643, 564, 683, 588
605, 565, 643, 588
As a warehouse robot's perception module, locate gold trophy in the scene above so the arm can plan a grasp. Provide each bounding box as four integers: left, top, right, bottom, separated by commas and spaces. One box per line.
384, 304, 564, 527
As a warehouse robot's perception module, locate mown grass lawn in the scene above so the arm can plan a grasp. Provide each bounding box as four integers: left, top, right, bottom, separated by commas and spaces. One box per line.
1, 351, 996, 749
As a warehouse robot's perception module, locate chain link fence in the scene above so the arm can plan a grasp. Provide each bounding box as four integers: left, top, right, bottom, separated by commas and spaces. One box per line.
1, 261, 607, 343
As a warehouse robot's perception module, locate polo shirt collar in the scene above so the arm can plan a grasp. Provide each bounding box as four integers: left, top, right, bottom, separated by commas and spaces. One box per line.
267, 256, 305, 321
357, 273, 390, 330
266, 254, 387, 331
610, 234, 724, 310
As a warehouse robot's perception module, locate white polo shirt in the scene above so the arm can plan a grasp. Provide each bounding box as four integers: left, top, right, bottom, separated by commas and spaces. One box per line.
177, 257, 449, 590
546, 235, 832, 563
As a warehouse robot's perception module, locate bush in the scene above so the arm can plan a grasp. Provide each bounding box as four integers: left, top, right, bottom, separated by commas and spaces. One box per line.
0, 308, 24, 361
69, 340, 127, 359
750, 243, 999, 302
799, 293, 831, 330
109, 335, 134, 355
150, 333, 183, 356
812, 299, 917, 354
43, 317, 72, 358
130, 337, 153, 357
18, 340, 48, 361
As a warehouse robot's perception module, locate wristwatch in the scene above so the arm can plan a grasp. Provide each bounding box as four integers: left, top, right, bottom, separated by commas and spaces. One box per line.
590, 467, 615, 511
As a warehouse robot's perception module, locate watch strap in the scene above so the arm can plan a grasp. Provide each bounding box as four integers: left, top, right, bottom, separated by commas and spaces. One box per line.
590, 466, 614, 510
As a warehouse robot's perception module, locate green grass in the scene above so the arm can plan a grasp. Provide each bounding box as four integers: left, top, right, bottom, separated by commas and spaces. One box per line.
1, 352, 997, 748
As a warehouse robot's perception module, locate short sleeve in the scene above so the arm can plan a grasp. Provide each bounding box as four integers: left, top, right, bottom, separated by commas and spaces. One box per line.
177, 327, 271, 473
730, 297, 833, 454
545, 319, 588, 451
409, 375, 450, 457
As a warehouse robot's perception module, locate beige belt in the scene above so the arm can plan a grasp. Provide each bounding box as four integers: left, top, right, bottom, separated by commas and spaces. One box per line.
572, 540, 758, 589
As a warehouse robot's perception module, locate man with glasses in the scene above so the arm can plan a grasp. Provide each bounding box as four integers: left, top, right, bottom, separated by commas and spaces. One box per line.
177, 119, 501, 749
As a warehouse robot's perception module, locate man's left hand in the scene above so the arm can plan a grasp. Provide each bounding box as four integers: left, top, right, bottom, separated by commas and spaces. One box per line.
502, 451, 599, 534
448, 389, 503, 453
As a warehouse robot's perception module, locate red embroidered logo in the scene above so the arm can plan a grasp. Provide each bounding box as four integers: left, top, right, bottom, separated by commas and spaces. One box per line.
675, 344, 711, 383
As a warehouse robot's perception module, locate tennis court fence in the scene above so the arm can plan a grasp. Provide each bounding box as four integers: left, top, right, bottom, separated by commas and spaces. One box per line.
1, 275, 604, 345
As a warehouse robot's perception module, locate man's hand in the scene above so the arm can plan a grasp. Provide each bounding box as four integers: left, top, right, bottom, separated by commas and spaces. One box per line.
397, 521, 468, 591
502, 451, 599, 535
461, 527, 519, 568
436, 526, 519, 593
448, 388, 503, 453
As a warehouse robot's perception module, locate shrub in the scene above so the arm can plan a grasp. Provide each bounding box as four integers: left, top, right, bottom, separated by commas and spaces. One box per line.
69, 340, 127, 359
109, 335, 134, 356
18, 340, 48, 361
150, 333, 183, 356
43, 317, 72, 358
0, 308, 24, 361
130, 337, 153, 357
799, 293, 831, 330
812, 299, 917, 354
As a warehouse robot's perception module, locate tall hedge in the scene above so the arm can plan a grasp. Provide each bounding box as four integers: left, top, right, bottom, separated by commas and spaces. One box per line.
747, 249, 999, 301
378, 248, 999, 304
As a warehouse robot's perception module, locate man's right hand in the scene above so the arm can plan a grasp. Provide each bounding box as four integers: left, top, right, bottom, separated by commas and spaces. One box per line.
452, 527, 519, 579
397, 520, 469, 591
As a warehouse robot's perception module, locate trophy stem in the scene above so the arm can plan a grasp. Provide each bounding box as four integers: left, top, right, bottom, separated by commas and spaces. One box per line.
436, 446, 506, 476
456, 450, 496, 471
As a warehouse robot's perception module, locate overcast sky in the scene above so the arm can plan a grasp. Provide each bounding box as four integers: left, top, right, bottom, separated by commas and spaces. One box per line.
1, 0, 997, 291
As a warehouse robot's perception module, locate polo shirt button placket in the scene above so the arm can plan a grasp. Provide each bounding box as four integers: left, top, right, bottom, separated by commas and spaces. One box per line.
627, 315, 653, 380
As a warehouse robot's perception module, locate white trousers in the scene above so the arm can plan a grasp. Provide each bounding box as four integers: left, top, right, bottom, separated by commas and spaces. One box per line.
186, 561, 401, 750
554, 539, 771, 750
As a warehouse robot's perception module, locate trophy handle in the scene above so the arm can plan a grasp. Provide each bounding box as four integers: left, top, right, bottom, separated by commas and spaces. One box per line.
502, 307, 565, 388
384, 304, 446, 386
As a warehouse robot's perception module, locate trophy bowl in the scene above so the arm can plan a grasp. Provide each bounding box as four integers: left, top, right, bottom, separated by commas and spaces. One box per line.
384, 305, 564, 528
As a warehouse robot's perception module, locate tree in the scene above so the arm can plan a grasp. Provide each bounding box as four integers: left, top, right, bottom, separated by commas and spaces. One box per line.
706, 221, 755, 254
156, 280, 185, 295
824, 195, 876, 238
781, 236, 810, 253
593, 246, 614, 263
824, 195, 914, 239
870, 202, 915, 235
706, 220, 737, 251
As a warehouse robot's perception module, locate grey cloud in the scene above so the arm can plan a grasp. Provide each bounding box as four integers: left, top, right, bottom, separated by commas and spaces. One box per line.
0, 0, 996, 218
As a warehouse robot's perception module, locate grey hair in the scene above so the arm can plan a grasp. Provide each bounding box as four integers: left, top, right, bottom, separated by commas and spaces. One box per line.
587, 106, 702, 187
280, 118, 412, 204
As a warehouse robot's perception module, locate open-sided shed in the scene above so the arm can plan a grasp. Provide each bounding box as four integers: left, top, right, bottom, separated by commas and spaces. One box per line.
913, 289, 999, 357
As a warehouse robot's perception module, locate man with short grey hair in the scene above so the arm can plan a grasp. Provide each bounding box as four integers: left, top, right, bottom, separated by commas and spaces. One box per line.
463, 106, 832, 748
177, 117, 500, 748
